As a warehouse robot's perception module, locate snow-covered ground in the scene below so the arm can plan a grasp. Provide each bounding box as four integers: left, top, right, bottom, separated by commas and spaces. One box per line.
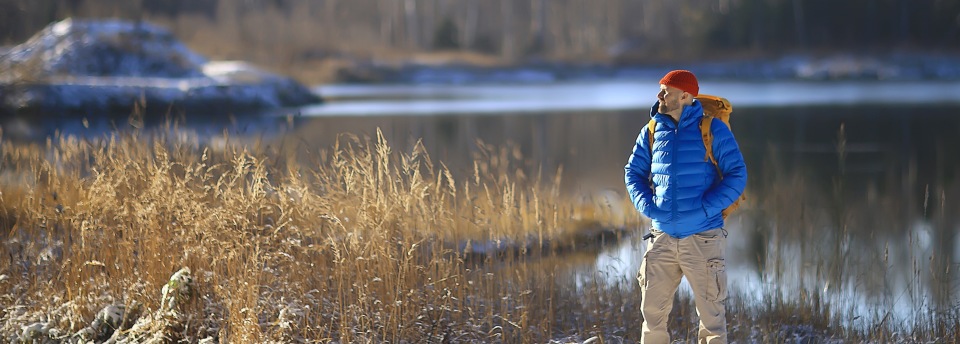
328, 51, 960, 85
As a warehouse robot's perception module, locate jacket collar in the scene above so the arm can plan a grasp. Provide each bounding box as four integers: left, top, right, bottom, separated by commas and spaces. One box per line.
649, 99, 703, 129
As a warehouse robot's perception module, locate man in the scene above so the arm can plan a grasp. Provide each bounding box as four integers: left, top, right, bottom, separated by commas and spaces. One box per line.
624, 70, 747, 344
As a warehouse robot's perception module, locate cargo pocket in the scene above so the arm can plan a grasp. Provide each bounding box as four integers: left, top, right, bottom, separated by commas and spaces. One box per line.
694, 230, 723, 258
637, 250, 649, 289
705, 258, 727, 302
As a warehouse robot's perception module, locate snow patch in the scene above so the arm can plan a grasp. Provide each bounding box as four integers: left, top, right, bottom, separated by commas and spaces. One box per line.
4, 18, 207, 79
202, 61, 274, 84
1, 18, 320, 116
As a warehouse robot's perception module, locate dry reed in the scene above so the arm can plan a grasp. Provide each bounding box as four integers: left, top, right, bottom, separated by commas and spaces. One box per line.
0, 126, 636, 343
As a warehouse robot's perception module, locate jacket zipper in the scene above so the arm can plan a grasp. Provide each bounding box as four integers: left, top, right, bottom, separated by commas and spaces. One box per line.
670, 126, 678, 233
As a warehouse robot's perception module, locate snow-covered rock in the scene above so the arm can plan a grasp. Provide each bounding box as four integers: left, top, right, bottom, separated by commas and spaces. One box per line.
0, 18, 321, 117
1, 18, 207, 79
161, 267, 194, 313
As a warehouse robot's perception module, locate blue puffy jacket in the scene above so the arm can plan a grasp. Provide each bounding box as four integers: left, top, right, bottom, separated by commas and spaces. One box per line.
625, 100, 747, 238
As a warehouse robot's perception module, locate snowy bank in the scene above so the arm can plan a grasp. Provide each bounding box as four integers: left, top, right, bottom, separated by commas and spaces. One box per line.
0, 18, 320, 117
330, 53, 960, 85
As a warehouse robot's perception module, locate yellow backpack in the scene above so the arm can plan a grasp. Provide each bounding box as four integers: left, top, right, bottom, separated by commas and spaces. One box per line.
647, 94, 745, 219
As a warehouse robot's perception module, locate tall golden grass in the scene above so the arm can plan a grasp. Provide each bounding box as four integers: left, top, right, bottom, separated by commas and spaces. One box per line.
0, 124, 957, 342
0, 126, 638, 342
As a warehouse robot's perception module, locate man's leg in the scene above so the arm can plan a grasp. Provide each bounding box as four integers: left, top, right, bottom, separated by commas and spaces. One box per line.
679, 228, 728, 344
638, 230, 683, 344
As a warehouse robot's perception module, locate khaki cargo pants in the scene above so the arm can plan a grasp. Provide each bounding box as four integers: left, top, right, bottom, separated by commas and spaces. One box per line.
637, 228, 727, 344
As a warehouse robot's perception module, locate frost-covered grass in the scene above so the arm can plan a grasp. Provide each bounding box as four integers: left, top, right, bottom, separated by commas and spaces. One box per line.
0, 126, 636, 342
0, 125, 956, 343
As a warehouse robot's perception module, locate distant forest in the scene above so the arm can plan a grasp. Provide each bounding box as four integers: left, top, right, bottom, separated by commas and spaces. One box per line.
2, 0, 958, 65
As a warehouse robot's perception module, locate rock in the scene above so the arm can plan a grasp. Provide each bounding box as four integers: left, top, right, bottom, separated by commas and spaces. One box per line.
72, 326, 97, 343
0, 18, 321, 118
0, 18, 207, 80
93, 305, 125, 336
581, 336, 601, 344
21, 322, 48, 342
65, 304, 131, 343
161, 267, 194, 313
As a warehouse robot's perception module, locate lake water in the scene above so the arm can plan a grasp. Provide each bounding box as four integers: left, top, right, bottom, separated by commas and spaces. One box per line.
299, 80, 960, 329
7, 79, 960, 328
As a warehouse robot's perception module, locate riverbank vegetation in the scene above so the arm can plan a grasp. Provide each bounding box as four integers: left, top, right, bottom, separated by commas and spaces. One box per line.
0, 125, 957, 342
0, 125, 636, 342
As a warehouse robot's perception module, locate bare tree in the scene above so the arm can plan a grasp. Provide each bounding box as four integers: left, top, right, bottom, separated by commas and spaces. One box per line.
529, 0, 546, 55
792, 0, 806, 48
404, 0, 419, 49
462, 0, 479, 50
500, 0, 515, 58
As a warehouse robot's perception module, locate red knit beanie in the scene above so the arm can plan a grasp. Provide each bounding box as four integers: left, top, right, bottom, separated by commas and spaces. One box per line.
659, 70, 699, 96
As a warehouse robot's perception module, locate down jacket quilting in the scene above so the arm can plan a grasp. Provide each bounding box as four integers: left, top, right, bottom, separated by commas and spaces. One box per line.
624, 100, 747, 238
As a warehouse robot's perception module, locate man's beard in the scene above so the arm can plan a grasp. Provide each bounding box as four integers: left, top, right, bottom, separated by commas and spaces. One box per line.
658, 101, 675, 114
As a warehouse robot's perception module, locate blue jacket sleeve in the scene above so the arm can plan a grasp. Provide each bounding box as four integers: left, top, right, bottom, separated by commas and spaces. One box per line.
702, 118, 747, 214
625, 123, 656, 218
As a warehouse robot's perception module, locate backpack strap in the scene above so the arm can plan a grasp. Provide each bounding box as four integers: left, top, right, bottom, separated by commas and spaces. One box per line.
646, 118, 656, 153
700, 117, 722, 178
703, 116, 747, 219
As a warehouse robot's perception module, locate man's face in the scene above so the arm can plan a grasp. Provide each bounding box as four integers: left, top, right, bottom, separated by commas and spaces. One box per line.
657, 84, 686, 115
